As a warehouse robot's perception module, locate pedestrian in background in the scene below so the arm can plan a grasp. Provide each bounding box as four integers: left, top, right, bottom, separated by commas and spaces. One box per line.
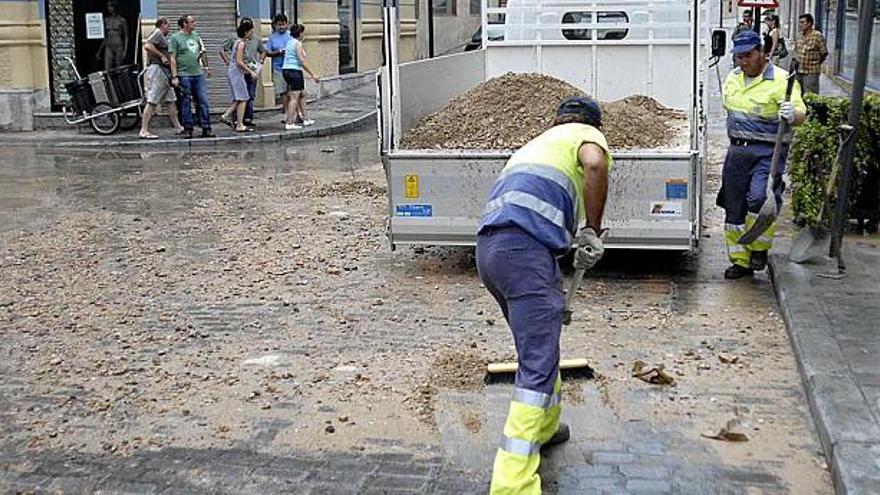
763, 14, 785, 65
794, 14, 828, 95
732, 9, 753, 67
169, 14, 214, 139
477, 96, 612, 493
265, 14, 292, 121
282, 24, 320, 130
220, 17, 265, 127
718, 31, 806, 279
219, 20, 258, 132
140, 18, 184, 139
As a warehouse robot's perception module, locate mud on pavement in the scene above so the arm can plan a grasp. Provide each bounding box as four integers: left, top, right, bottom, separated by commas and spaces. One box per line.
0, 138, 831, 493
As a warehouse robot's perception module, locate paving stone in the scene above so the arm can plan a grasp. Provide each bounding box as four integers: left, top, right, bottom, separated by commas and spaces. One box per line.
591, 452, 636, 465
618, 465, 669, 480
625, 478, 673, 494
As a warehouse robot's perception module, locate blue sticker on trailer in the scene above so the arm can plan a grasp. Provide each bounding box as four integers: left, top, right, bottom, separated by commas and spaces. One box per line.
395, 204, 433, 217
666, 180, 688, 200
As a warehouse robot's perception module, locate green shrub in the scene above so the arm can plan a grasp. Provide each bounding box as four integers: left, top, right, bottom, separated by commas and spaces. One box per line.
788, 93, 880, 226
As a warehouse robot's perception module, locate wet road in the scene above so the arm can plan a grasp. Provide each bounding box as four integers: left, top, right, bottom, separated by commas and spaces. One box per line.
0, 123, 833, 494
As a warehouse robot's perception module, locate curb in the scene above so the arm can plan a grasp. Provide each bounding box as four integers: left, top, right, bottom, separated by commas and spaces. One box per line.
0, 110, 376, 150
768, 251, 880, 495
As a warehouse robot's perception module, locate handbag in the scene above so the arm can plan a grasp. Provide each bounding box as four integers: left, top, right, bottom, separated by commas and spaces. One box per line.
775, 37, 789, 59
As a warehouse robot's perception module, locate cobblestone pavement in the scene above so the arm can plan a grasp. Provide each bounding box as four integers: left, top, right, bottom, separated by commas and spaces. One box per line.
0, 47, 836, 493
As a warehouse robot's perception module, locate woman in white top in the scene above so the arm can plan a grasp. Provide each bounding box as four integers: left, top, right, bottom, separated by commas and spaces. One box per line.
281, 24, 320, 130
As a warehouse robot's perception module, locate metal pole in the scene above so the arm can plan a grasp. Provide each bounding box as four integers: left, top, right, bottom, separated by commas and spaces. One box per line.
829, 0, 875, 266
427, 0, 435, 57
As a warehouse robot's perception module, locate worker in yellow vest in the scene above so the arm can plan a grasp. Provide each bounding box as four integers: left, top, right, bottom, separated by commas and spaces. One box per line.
718, 30, 806, 278
476, 96, 613, 494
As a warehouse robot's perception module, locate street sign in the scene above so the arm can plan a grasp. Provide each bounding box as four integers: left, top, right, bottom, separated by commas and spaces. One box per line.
737, 0, 778, 7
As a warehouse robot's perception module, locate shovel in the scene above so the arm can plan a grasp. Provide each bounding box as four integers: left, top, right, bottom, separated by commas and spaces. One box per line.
738, 60, 799, 246
788, 124, 854, 263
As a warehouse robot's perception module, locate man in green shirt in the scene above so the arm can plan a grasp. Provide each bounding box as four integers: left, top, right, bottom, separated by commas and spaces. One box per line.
169, 14, 214, 138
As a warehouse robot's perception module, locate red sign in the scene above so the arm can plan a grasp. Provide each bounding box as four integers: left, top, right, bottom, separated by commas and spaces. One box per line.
737, 0, 779, 7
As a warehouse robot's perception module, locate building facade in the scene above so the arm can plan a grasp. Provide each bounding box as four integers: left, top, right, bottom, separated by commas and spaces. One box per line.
0, 0, 420, 130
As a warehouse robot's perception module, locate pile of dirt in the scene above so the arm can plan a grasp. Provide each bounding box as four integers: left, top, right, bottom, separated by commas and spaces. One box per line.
400, 72, 686, 150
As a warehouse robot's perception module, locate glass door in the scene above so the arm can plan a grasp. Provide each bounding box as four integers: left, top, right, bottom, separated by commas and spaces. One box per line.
338, 0, 357, 73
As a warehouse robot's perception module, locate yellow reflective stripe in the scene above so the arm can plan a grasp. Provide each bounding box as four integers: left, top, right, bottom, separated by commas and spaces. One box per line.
725, 223, 745, 232
501, 436, 541, 457
484, 191, 567, 230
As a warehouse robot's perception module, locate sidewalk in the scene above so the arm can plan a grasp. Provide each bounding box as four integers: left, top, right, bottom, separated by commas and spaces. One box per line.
0, 83, 376, 150
769, 237, 880, 495
767, 70, 880, 495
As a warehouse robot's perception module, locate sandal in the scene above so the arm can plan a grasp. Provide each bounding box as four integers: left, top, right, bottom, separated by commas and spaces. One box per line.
219, 115, 234, 128
139, 133, 158, 139
235, 127, 255, 133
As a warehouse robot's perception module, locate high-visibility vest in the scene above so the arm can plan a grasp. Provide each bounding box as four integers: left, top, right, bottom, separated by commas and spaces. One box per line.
723, 64, 806, 143
479, 123, 613, 252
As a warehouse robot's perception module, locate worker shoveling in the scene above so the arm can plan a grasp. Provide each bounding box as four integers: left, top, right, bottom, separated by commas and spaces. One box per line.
475, 95, 611, 493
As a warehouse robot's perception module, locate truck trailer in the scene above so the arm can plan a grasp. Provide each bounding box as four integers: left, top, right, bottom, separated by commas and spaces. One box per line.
378, 0, 707, 251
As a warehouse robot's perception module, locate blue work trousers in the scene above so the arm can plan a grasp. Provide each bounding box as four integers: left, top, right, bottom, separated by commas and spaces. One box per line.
179, 74, 211, 130
720, 142, 786, 221
476, 226, 564, 395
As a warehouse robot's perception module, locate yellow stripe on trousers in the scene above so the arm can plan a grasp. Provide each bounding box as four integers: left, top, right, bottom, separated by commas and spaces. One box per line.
490, 374, 562, 495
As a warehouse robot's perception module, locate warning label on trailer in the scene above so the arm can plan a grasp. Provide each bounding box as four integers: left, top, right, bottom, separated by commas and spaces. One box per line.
395, 204, 433, 217
405, 175, 419, 198
649, 201, 683, 217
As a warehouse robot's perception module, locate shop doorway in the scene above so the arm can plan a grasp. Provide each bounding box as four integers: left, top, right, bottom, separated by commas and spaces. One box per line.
73, 0, 141, 76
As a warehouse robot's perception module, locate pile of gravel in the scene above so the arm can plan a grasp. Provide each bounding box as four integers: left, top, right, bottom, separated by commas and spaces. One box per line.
400, 72, 686, 150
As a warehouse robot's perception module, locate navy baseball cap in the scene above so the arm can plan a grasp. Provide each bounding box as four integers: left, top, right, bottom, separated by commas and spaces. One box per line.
557, 96, 602, 128
732, 30, 762, 54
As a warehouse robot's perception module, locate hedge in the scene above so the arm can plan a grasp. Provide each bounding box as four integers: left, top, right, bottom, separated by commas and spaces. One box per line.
788, 93, 880, 228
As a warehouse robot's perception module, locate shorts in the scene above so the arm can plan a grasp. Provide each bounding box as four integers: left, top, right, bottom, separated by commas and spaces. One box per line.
145, 64, 176, 105
273, 70, 287, 97
282, 68, 305, 92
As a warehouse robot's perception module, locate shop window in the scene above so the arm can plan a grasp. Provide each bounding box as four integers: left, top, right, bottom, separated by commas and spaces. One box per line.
434, 0, 456, 16
470, 0, 481, 16
837, 0, 880, 89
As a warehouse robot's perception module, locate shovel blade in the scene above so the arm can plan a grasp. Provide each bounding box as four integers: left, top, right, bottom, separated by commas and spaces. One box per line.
738, 199, 777, 245
788, 226, 828, 263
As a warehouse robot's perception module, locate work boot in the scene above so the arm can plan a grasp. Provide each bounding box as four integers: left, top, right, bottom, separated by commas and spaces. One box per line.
181, 128, 193, 139
724, 264, 754, 279
201, 128, 216, 138
542, 423, 570, 449
750, 250, 768, 271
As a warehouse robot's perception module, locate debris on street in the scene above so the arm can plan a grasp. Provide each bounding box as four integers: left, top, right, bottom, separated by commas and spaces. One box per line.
702, 409, 750, 442
631, 360, 676, 385
400, 72, 687, 150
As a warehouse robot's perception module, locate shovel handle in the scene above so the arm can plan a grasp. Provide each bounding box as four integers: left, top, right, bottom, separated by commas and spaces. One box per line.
767, 60, 800, 192
562, 267, 586, 326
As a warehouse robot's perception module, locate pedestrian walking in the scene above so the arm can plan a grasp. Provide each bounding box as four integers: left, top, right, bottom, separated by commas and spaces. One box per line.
718, 31, 806, 279
169, 14, 215, 139
282, 24, 320, 130
220, 17, 265, 127
265, 14, 292, 120
139, 18, 184, 139
794, 14, 828, 95
219, 20, 258, 132
476, 96, 612, 494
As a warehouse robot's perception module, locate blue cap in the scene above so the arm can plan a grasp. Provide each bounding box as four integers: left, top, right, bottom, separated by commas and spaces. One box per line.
557, 96, 602, 128
732, 30, 762, 54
